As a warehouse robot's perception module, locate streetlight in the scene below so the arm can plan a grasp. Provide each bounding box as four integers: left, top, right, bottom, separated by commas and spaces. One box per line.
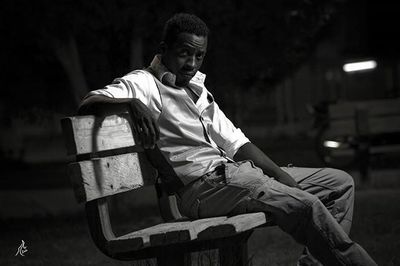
343, 60, 377, 73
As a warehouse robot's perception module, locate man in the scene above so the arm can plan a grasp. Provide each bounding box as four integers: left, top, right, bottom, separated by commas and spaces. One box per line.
79, 13, 376, 266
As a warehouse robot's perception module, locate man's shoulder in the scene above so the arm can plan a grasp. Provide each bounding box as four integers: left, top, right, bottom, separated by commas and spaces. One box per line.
115, 69, 158, 91
123, 69, 154, 82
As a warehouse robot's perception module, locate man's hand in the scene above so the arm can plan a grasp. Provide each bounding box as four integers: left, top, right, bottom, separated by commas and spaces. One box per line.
78, 95, 160, 149
234, 142, 301, 189
274, 170, 301, 189
127, 98, 160, 149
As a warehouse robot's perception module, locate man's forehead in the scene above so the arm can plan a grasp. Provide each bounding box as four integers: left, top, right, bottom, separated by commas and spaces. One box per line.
174, 32, 208, 49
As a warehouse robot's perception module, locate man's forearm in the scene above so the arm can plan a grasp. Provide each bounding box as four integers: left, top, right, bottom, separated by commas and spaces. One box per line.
78, 95, 131, 115
233, 142, 299, 188
233, 142, 281, 177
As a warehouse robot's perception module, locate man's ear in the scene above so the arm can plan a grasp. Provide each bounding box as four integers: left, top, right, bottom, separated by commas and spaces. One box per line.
158, 41, 167, 54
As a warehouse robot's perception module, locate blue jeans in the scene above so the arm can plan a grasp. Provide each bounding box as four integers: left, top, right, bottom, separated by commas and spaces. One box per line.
177, 161, 376, 266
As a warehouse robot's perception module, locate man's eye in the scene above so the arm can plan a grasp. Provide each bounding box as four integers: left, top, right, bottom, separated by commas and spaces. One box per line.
196, 53, 205, 60
178, 50, 189, 56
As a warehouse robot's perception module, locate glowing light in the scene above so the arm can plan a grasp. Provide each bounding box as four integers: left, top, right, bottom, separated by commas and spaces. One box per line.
323, 140, 341, 148
343, 60, 377, 72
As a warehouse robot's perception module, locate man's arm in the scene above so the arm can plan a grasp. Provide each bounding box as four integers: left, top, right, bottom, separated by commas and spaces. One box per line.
78, 95, 160, 149
233, 142, 300, 188
205, 98, 299, 188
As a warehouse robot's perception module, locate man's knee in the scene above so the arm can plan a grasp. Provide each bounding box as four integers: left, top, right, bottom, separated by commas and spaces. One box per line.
325, 168, 355, 190
323, 168, 355, 221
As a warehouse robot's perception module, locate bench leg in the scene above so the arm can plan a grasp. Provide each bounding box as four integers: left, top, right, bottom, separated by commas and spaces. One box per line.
219, 232, 252, 266
156, 250, 191, 266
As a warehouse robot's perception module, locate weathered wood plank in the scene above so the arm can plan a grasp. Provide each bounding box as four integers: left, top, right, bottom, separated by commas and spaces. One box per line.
115, 221, 192, 247
107, 236, 144, 253
225, 213, 267, 233
188, 217, 229, 238
149, 217, 229, 246
69, 153, 156, 203
198, 213, 267, 240
148, 217, 228, 246
150, 227, 191, 246
109, 213, 266, 249
62, 113, 139, 156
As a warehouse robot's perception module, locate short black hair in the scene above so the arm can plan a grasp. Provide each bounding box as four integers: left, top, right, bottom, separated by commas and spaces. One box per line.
162, 13, 209, 46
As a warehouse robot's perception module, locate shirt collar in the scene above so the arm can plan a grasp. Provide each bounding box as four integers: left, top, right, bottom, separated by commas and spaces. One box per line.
149, 54, 206, 87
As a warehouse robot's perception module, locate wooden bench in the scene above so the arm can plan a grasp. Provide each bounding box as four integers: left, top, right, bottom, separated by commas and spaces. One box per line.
61, 113, 270, 265
321, 98, 400, 179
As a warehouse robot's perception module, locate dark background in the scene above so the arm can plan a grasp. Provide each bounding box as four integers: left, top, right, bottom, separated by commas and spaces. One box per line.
1, 0, 400, 265
3, 0, 400, 116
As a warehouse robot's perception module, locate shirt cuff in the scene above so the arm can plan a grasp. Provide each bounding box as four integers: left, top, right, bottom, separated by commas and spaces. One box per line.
223, 130, 250, 159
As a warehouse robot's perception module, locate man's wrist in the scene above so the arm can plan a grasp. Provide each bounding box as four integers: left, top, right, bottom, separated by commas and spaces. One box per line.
271, 168, 288, 180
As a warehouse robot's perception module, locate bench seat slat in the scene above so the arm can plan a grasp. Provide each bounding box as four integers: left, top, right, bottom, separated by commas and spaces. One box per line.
107, 237, 144, 254
226, 212, 267, 232
108, 213, 266, 251
149, 217, 229, 246
198, 213, 267, 240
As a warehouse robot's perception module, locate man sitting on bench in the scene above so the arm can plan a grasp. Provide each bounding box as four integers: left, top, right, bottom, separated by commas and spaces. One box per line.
78, 13, 376, 266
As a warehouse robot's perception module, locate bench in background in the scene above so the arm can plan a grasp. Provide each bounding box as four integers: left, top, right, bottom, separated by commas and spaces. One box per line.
325, 98, 400, 179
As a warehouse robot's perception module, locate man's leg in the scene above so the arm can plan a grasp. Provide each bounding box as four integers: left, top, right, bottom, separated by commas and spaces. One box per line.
178, 161, 376, 266
282, 167, 355, 265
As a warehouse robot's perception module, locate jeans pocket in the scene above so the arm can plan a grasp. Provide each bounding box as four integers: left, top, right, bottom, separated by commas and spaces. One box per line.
203, 164, 227, 186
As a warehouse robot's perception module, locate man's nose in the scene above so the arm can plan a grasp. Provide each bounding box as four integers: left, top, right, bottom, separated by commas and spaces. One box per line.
185, 56, 196, 69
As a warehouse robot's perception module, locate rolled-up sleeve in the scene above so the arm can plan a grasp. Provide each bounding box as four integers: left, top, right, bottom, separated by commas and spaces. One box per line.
208, 102, 250, 159
84, 70, 159, 108
86, 80, 131, 99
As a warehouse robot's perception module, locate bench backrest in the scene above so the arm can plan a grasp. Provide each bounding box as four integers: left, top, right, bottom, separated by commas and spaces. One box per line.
327, 98, 400, 137
61, 113, 157, 203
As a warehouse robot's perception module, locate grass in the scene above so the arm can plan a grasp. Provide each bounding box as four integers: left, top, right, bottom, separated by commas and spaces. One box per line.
1, 188, 399, 265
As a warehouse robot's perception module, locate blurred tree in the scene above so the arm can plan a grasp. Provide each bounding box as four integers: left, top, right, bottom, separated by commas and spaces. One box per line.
183, 0, 343, 123
1, 0, 343, 113
31, 0, 89, 107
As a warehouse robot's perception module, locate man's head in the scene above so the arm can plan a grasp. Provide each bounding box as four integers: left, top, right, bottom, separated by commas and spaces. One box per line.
160, 13, 209, 87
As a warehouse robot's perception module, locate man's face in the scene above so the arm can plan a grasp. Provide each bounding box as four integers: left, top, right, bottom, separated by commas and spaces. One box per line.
161, 32, 208, 87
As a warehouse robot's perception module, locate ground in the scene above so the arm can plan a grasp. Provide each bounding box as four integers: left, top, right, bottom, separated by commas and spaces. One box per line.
1, 187, 399, 265
1, 137, 399, 265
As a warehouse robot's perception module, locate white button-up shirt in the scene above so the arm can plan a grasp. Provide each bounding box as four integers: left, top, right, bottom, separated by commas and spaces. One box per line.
87, 55, 250, 184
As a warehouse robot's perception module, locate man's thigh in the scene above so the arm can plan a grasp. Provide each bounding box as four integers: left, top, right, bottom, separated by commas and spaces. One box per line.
179, 161, 311, 218
180, 162, 346, 219
281, 166, 354, 213
196, 161, 318, 219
